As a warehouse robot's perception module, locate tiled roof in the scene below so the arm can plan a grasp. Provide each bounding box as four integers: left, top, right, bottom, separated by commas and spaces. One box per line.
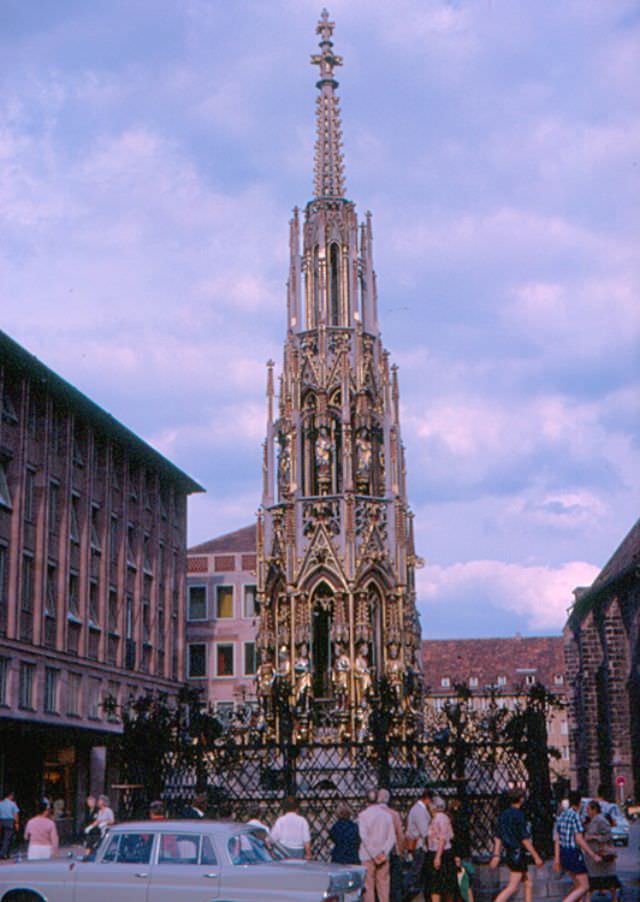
568, 518, 640, 627
422, 635, 566, 694
188, 523, 257, 555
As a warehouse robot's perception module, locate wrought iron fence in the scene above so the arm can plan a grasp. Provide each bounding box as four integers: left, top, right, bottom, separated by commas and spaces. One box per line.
121, 735, 534, 860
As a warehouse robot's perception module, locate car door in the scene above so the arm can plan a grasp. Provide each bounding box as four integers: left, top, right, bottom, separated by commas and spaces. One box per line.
73, 830, 155, 902
148, 831, 220, 902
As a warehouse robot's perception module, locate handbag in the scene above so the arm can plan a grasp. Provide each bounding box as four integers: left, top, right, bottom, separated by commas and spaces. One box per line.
405, 836, 417, 853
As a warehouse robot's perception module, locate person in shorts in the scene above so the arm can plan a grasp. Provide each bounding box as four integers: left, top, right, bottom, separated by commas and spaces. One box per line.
490, 789, 543, 902
554, 790, 602, 902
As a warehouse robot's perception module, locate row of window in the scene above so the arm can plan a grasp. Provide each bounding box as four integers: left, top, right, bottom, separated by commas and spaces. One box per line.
0, 465, 178, 570
438, 673, 564, 689
0, 655, 142, 721
187, 584, 257, 621
187, 641, 256, 679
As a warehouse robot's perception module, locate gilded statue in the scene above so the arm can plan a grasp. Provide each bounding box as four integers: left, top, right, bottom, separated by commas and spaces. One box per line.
315, 426, 333, 472
386, 641, 404, 706
256, 652, 275, 715
294, 643, 312, 713
277, 645, 291, 680
354, 643, 372, 708
332, 642, 351, 709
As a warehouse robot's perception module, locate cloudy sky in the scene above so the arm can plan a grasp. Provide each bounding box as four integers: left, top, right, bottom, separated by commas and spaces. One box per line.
2, 0, 639, 638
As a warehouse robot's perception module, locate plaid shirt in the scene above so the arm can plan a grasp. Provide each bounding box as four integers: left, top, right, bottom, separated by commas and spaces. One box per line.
556, 808, 583, 849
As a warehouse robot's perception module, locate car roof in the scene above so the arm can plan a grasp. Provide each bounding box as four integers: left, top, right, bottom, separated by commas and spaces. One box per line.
111, 820, 246, 833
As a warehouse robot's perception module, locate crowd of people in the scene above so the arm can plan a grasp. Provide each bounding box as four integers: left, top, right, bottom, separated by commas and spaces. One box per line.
0, 783, 627, 902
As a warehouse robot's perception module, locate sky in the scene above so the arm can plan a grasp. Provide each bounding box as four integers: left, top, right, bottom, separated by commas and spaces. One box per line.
1, 0, 639, 639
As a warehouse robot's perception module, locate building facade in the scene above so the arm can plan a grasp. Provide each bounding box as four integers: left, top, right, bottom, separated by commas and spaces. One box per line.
186, 525, 258, 725
422, 636, 571, 782
0, 330, 201, 830
564, 519, 639, 801
256, 11, 423, 744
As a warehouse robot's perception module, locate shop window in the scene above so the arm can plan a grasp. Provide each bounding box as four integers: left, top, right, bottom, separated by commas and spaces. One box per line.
216, 586, 233, 619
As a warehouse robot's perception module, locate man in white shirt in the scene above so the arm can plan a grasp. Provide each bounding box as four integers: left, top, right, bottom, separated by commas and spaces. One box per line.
270, 797, 311, 860
358, 789, 396, 902
406, 789, 432, 897
378, 789, 405, 902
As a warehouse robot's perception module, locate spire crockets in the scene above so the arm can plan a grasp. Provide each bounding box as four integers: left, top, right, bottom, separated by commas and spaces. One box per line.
311, 9, 346, 198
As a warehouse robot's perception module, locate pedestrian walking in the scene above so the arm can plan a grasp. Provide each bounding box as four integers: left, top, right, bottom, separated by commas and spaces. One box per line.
406, 788, 432, 899
490, 788, 543, 902
270, 796, 312, 860
329, 801, 360, 865
358, 789, 396, 902
554, 790, 602, 902
427, 797, 458, 902
86, 794, 115, 839
0, 790, 19, 860
583, 800, 621, 901
377, 789, 405, 902
25, 800, 59, 860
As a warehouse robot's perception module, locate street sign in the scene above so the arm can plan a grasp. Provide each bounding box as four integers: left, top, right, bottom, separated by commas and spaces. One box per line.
616, 775, 626, 787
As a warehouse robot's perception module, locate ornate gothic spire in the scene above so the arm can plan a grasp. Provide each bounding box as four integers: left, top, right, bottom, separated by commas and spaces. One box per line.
311, 9, 346, 199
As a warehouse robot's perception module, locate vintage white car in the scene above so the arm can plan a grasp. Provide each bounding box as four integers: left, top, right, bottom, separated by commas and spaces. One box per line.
0, 820, 365, 902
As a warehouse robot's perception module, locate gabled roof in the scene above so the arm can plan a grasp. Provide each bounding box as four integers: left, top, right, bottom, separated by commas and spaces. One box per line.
568, 518, 640, 627
188, 523, 256, 555
1, 330, 204, 494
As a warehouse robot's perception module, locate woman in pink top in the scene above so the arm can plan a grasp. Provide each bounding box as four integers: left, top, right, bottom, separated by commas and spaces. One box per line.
25, 801, 59, 860
427, 798, 458, 902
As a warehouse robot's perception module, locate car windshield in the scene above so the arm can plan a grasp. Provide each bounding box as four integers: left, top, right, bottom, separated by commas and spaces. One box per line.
228, 831, 282, 865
